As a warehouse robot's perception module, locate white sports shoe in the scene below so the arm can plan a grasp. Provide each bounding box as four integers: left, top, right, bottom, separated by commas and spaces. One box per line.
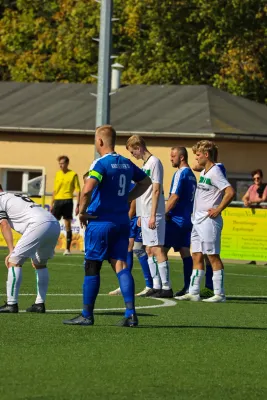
108, 287, 121, 296
175, 293, 200, 302
63, 249, 71, 256
135, 287, 152, 297
202, 294, 226, 303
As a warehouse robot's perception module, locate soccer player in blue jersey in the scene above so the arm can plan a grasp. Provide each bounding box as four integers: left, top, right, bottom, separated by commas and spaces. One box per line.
191, 143, 227, 298
164, 147, 197, 297
63, 125, 151, 327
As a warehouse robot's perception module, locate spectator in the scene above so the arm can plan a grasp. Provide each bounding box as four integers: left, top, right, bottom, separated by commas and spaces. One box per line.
242, 169, 267, 208
242, 169, 267, 265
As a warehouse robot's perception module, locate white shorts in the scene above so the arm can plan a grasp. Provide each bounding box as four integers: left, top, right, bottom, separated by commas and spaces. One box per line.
9, 221, 60, 266
191, 217, 223, 255
141, 215, 165, 247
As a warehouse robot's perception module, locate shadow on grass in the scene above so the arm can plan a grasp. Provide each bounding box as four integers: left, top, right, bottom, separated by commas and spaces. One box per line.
46, 311, 156, 317
137, 325, 267, 330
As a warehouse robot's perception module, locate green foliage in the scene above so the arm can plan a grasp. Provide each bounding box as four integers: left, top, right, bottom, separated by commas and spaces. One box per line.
0, 0, 266, 103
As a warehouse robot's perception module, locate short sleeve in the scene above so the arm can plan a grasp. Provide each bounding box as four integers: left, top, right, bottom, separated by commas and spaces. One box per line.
212, 167, 231, 191
73, 174, 81, 191
151, 159, 163, 184
171, 170, 183, 196
89, 159, 105, 183
131, 162, 147, 183
0, 210, 8, 222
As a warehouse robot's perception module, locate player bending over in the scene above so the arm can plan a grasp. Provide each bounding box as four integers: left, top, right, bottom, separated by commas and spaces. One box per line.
178, 140, 235, 303
63, 125, 151, 327
0, 189, 60, 313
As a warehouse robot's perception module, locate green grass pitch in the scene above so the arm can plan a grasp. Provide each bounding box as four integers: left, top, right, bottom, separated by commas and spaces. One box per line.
1, 250, 267, 400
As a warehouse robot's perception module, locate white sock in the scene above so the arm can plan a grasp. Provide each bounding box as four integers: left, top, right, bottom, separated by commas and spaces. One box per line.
35, 268, 49, 304
213, 269, 225, 295
158, 261, 171, 290
7, 267, 22, 305
148, 257, 162, 289
189, 269, 205, 295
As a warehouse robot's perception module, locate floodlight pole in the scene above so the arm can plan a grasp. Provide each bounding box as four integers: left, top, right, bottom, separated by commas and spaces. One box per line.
95, 0, 113, 158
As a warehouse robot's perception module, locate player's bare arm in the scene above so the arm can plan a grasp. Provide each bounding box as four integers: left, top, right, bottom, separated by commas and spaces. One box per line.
129, 199, 136, 220
149, 182, 161, 229
208, 186, 235, 218
75, 190, 81, 216
165, 193, 179, 214
0, 220, 14, 267
79, 178, 98, 228
128, 176, 151, 202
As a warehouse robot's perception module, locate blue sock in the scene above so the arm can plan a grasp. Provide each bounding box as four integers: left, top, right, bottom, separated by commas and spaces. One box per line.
205, 262, 213, 290
127, 251, 134, 272
138, 254, 153, 288
82, 275, 100, 318
117, 269, 135, 318
183, 256, 193, 290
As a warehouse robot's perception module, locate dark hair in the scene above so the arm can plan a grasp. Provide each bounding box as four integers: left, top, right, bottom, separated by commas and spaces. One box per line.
251, 169, 263, 178
171, 146, 188, 163
57, 155, 69, 164
0, 184, 2, 190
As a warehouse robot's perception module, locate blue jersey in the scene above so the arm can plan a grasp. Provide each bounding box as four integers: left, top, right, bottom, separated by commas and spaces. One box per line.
87, 153, 146, 224
168, 167, 197, 227
216, 163, 226, 178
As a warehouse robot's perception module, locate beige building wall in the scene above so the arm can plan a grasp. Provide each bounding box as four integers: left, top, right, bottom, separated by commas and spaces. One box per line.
0, 133, 266, 195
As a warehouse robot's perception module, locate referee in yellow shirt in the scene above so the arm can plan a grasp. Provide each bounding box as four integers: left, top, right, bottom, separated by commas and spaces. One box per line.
51, 155, 81, 255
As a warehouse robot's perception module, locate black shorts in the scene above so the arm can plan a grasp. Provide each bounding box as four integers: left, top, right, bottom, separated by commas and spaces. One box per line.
52, 199, 73, 220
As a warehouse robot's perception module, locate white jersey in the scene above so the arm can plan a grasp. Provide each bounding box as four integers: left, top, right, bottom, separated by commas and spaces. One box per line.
192, 165, 231, 224
140, 155, 165, 217
0, 192, 57, 234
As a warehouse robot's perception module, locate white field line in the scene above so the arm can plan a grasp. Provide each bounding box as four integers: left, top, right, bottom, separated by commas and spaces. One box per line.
0, 293, 177, 312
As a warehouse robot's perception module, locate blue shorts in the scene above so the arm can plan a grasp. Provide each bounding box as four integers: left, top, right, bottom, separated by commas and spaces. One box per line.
129, 216, 142, 243
84, 221, 130, 262
164, 220, 192, 251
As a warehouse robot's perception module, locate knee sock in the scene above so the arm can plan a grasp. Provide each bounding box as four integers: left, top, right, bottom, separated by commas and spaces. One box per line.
205, 261, 214, 290
7, 266, 22, 305
66, 230, 72, 251
147, 256, 161, 289
82, 275, 100, 317
138, 253, 153, 289
189, 270, 205, 295
182, 256, 193, 290
117, 269, 135, 318
35, 268, 49, 304
213, 270, 225, 295
158, 260, 171, 290
127, 251, 134, 272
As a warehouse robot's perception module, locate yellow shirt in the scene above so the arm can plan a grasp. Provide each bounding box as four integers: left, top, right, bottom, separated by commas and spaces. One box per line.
54, 170, 81, 200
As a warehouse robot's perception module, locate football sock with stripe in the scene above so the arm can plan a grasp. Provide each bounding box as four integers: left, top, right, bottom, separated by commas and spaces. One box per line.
213, 269, 225, 295
117, 269, 135, 318
147, 256, 161, 289
205, 262, 214, 290
182, 256, 193, 290
158, 260, 171, 290
35, 267, 49, 304
82, 275, 100, 318
7, 266, 22, 305
127, 251, 134, 272
138, 253, 153, 289
189, 269, 205, 295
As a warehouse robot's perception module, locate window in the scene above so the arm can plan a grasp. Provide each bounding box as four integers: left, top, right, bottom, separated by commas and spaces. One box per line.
227, 173, 252, 202
0, 167, 44, 194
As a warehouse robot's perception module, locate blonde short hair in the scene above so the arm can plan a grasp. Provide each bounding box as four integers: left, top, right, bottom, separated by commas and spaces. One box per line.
96, 125, 116, 147
126, 135, 147, 150
193, 140, 218, 162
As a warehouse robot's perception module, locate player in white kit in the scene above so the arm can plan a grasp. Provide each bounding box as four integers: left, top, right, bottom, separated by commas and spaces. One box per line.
178, 141, 235, 303
126, 135, 173, 298
0, 190, 60, 313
